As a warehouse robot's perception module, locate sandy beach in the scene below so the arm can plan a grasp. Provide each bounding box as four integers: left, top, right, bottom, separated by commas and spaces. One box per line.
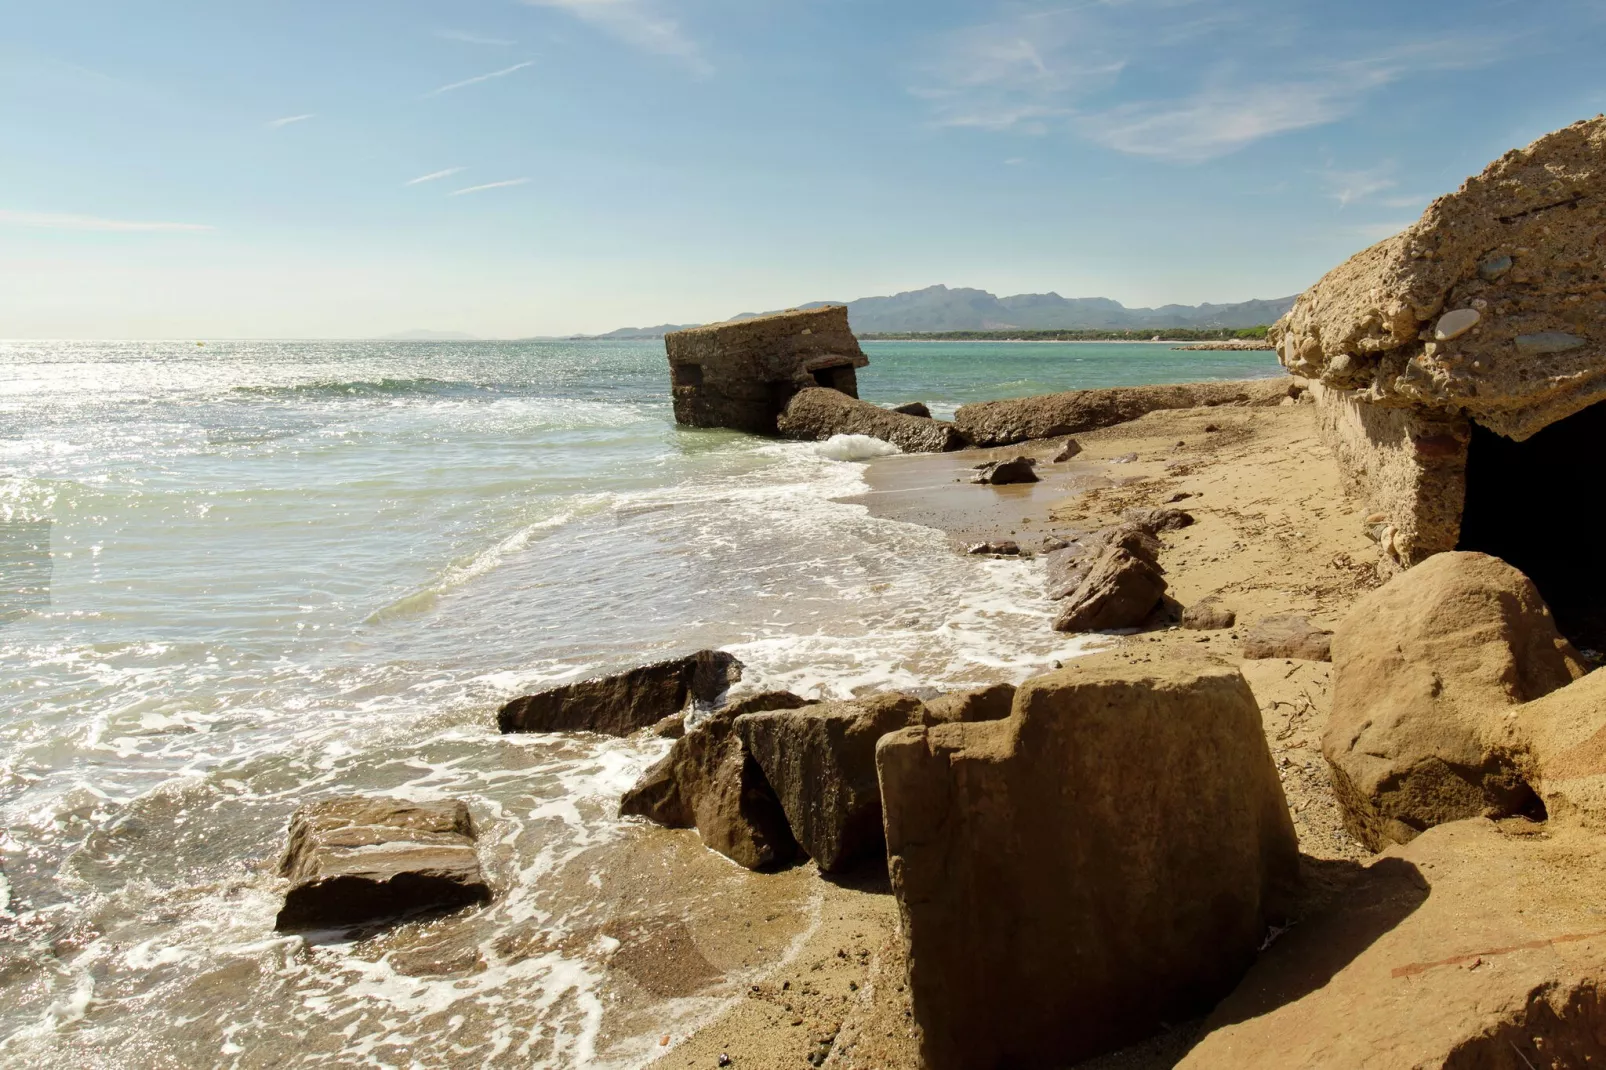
657, 397, 1384, 1068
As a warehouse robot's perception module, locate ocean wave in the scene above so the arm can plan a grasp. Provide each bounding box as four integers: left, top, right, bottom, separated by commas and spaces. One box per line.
229, 377, 510, 401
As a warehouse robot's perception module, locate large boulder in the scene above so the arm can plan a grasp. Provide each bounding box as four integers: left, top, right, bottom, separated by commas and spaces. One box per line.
777, 387, 966, 453
953, 379, 1293, 447
735, 693, 925, 873
1273, 117, 1606, 442
876, 655, 1299, 1069
498, 650, 742, 735
1044, 523, 1163, 601
276, 796, 491, 932
1053, 545, 1168, 633
1512, 664, 1606, 832
619, 699, 800, 871
1177, 818, 1606, 1069
1324, 552, 1584, 851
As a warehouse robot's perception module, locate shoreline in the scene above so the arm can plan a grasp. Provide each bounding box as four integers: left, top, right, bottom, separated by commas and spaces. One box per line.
668, 397, 1380, 1068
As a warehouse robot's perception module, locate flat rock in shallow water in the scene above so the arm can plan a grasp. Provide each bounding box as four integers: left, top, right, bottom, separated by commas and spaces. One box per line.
497, 649, 742, 735
275, 796, 490, 932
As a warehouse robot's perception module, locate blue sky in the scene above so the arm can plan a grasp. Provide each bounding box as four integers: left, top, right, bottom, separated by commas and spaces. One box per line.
3, 0, 1604, 338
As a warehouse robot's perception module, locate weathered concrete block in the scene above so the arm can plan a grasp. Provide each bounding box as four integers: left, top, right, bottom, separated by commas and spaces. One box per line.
877, 655, 1298, 1069
666, 306, 868, 435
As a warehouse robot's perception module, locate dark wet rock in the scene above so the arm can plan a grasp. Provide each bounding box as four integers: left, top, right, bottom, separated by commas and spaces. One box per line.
652, 712, 686, 739
620, 708, 798, 871
275, 796, 491, 932
966, 540, 1021, 556
891, 401, 932, 418
498, 650, 742, 736
1242, 615, 1334, 661
971, 457, 1039, 485
877, 655, 1298, 1069
736, 693, 925, 873
1053, 546, 1168, 633
777, 387, 966, 453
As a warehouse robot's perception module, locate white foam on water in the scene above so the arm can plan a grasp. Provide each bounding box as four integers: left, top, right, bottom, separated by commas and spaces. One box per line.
814, 434, 901, 462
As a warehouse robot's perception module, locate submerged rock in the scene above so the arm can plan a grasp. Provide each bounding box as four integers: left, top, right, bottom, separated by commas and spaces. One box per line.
736, 693, 925, 873
777, 387, 965, 453
877, 655, 1298, 1069
966, 540, 1021, 556
1323, 552, 1584, 850
497, 650, 742, 736
275, 796, 491, 932
953, 379, 1294, 447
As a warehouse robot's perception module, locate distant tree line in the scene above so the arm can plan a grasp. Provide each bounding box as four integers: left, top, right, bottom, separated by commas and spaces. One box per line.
858, 325, 1272, 342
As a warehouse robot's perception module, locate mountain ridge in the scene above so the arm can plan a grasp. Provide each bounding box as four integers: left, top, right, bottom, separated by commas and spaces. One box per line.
590, 285, 1298, 339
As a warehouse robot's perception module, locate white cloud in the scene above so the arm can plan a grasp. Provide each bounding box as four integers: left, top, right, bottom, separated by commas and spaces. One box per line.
267, 114, 314, 128
436, 29, 516, 46
449, 178, 531, 196
407, 167, 467, 186
522, 0, 711, 76
425, 61, 535, 96
914, 4, 1505, 162
0, 210, 214, 232
1320, 166, 1398, 209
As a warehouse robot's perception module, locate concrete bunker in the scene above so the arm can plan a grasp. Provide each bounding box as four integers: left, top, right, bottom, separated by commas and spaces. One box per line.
664, 306, 868, 436
1274, 116, 1606, 646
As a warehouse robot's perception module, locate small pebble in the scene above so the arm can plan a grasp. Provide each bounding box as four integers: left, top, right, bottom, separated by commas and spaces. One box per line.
1515, 331, 1585, 355
1479, 254, 1513, 280
1434, 308, 1480, 341
719, 1055, 732, 1068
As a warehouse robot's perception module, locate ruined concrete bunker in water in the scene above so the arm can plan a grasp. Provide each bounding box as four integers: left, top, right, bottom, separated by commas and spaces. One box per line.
665, 306, 869, 435
1273, 116, 1606, 645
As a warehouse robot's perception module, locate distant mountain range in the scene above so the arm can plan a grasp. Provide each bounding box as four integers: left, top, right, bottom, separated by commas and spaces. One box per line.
590, 285, 1298, 339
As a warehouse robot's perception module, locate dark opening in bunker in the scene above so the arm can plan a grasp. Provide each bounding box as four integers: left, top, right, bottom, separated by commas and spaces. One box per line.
1457, 399, 1606, 649
670, 362, 703, 387
810, 364, 859, 397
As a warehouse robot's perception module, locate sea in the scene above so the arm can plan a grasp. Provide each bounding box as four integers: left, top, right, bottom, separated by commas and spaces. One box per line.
0, 338, 1279, 1068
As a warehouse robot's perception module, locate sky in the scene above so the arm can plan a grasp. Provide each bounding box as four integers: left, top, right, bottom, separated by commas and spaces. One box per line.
3, 0, 1605, 338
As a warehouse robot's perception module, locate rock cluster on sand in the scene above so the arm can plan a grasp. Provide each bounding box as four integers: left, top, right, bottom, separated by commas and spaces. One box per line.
665, 306, 868, 435
776, 387, 966, 453
1270, 117, 1606, 575
275, 796, 491, 932
1053, 546, 1168, 633
877, 655, 1299, 1069
952, 379, 1295, 447
619, 694, 804, 870
621, 688, 1015, 874
497, 649, 742, 736
1324, 552, 1585, 850
737, 694, 925, 873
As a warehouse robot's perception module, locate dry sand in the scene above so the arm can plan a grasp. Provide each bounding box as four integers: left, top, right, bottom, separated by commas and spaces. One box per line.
660, 400, 1384, 1069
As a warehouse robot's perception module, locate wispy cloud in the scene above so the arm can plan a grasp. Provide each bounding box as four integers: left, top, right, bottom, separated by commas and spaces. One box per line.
1319, 165, 1398, 209
424, 61, 535, 96
0, 209, 214, 233
436, 29, 516, 46
267, 113, 314, 128
407, 167, 466, 186
449, 178, 530, 196
914, 3, 1505, 162
522, 0, 711, 77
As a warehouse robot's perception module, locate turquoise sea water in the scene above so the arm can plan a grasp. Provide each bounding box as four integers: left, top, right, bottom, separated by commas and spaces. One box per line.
0, 338, 1278, 1067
